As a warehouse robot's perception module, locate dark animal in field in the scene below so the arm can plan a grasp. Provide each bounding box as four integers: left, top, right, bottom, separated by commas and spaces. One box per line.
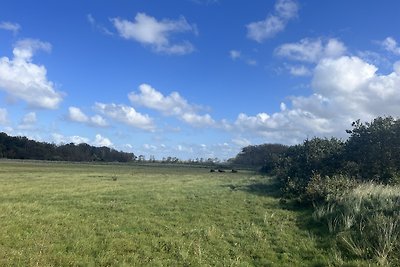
210, 169, 215, 172
218, 169, 225, 173
231, 169, 238, 173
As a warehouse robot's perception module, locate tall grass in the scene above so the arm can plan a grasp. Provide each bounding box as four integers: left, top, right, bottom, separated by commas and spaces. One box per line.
313, 182, 400, 265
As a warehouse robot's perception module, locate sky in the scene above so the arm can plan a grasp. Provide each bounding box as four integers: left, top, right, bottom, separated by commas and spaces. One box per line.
1, 0, 400, 160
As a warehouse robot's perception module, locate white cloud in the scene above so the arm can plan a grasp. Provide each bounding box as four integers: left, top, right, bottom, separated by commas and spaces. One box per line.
0, 39, 63, 109
229, 50, 257, 66
17, 112, 37, 130
357, 50, 391, 68
87, 14, 95, 25
181, 112, 215, 127
246, 59, 258, 66
90, 115, 108, 127
143, 143, 158, 151
247, 15, 285, 43
94, 134, 113, 147
129, 83, 192, 115
111, 13, 197, 55
12, 39, 52, 61
51, 133, 113, 148
87, 14, 113, 36
22, 112, 37, 124
0, 21, 21, 35
229, 50, 241, 60
129, 83, 215, 127
95, 102, 155, 131
233, 55, 400, 144
275, 38, 347, 63
247, 0, 298, 42
285, 64, 312, 76
68, 107, 88, 123
381, 37, 400, 55
275, 0, 299, 19
68, 106, 108, 127
51, 133, 90, 145
231, 137, 251, 147
0, 108, 8, 124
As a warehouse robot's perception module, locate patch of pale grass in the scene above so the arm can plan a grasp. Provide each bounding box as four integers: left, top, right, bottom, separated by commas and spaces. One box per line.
314, 181, 400, 265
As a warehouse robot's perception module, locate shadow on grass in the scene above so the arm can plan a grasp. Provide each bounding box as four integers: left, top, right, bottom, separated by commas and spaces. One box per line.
221, 182, 280, 198
241, 181, 282, 198
226, 178, 337, 255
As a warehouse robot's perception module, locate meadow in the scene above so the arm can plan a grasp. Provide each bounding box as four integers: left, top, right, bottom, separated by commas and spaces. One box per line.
0, 160, 373, 266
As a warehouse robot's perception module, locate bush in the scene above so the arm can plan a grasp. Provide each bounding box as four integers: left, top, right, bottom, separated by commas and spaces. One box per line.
305, 173, 357, 204
277, 137, 345, 200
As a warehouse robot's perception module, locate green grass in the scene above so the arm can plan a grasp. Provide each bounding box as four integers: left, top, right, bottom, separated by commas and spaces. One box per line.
0, 160, 369, 266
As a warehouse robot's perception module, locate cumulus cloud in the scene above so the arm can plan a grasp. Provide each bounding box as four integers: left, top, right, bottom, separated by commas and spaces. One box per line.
93, 134, 113, 147
234, 55, 400, 144
381, 37, 400, 55
0, 39, 63, 109
95, 102, 155, 131
68, 107, 88, 123
111, 13, 197, 55
51, 133, 113, 148
128, 83, 215, 127
51, 133, 90, 145
275, 38, 347, 63
129, 83, 192, 115
68, 106, 107, 127
0, 21, 21, 35
181, 113, 215, 127
247, 0, 298, 42
90, 115, 108, 127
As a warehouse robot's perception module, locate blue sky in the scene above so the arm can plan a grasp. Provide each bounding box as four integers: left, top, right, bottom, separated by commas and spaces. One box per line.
1, 0, 400, 160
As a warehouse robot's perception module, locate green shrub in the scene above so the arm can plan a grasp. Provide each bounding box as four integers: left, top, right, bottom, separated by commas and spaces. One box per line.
305, 173, 357, 204
345, 117, 400, 184
277, 137, 345, 200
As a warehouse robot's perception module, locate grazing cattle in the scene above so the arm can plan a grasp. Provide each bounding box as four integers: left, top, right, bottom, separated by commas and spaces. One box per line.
218, 169, 225, 173
231, 169, 238, 173
210, 169, 215, 172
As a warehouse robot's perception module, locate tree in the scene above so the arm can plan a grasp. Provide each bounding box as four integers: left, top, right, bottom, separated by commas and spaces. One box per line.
0, 132, 135, 163
345, 116, 400, 183
232, 143, 288, 169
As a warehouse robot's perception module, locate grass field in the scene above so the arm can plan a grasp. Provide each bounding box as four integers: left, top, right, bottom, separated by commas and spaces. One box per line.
0, 160, 372, 266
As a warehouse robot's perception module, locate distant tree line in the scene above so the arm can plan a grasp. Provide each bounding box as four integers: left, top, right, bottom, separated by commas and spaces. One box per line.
0, 132, 134, 162
230, 143, 288, 170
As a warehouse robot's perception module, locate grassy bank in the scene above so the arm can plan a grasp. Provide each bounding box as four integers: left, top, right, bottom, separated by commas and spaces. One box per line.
0, 161, 370, 266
